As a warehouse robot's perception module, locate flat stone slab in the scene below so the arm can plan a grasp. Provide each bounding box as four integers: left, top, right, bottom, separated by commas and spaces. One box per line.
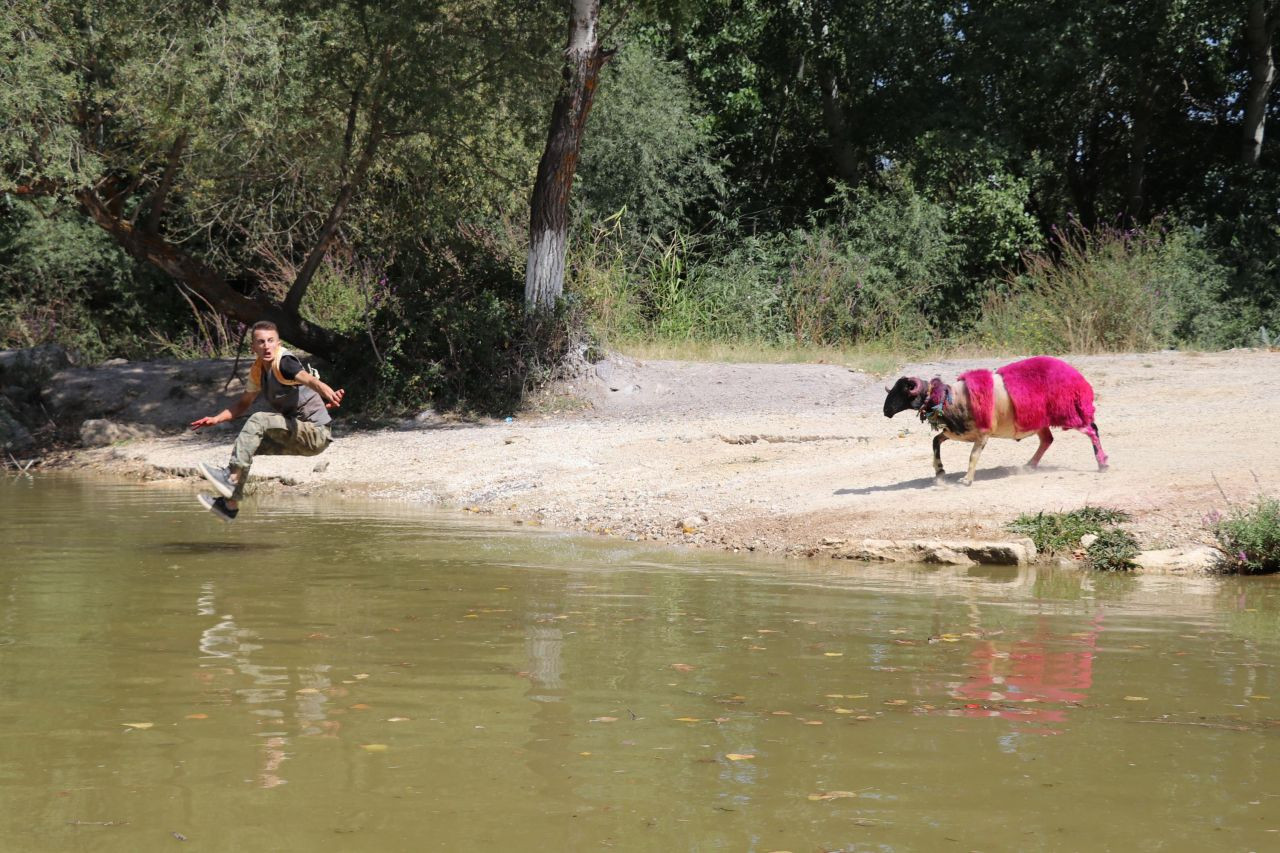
1133, 546, 1220, 573
835, 538, 1037, 566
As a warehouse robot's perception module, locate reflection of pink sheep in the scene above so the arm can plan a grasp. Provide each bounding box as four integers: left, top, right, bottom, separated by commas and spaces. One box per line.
883, 356, 1109, 485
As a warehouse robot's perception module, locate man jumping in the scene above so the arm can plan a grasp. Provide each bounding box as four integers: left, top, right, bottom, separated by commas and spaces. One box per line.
190, 320, 344, 521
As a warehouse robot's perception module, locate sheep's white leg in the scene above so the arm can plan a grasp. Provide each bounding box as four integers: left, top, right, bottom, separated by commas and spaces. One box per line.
962, 435, 988, 486
1027, 427, 1054, 467
1080, 423, 1109, 470
932, 433, 947, 482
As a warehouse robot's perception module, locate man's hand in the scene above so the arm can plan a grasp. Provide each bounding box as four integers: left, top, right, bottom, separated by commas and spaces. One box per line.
190, 415, 220, 431
325, 388, 346, 409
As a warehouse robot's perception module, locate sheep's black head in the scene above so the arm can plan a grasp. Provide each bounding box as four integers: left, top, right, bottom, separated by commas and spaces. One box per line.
883, 376, 927, 417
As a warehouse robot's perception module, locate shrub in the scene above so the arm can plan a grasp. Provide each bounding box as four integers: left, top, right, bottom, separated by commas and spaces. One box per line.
976, 222, 1230, 353
1006, 506, 1131, 555
350, 233, 585, 417
1084, 527, 1140, 572
1208, 497, 1280, 575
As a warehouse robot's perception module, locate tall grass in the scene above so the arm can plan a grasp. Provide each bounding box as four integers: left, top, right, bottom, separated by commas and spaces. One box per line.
975, 222, 1228, 353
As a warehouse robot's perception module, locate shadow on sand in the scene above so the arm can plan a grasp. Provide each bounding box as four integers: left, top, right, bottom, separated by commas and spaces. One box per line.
835, 464, 1031, 496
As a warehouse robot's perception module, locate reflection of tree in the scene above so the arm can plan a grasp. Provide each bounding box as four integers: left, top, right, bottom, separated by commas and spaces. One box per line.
195, 581, 339, 788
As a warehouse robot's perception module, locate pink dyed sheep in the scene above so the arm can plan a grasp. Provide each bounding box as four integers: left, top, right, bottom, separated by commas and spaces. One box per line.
883, 356, 1109, 486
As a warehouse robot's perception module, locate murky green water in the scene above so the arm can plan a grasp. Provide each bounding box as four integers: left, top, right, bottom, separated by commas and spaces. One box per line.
1, 476, 1277, 852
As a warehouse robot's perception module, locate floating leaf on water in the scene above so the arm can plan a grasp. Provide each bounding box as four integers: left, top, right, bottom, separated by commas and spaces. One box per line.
833, 708, 854, 714
296, 688, 320, 695
808, 790, 858, 801
725, 753, 754, 761
184, 714, 208, 720
884, 699, 909, 706
350, 703, 371, 710
590, 716, 618, 723
579, 751, 591, 756
671, 663, 696, 672
824, 652, 843, 657
675, 717, 701, 722
771, 710, 793, 716
1123, 696, 1149, 702
386, 717, 410, 722
121, 722, 153, 730
1249, 695, 1270, 700
804, 720, 824, 725
360, 744, 388, 752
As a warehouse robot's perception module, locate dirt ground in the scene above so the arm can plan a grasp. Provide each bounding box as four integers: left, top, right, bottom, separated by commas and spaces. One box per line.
57, 348, 1277, 565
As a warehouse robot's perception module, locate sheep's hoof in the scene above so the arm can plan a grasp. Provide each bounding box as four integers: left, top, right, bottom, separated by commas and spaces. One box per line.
933, 474, 946, 486
959, 477, 974, 487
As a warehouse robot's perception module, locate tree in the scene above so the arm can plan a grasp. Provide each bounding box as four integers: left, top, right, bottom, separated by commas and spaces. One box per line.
3, 0, 558, 357
525, 0, 608, 312
1242, 1, 1280, 166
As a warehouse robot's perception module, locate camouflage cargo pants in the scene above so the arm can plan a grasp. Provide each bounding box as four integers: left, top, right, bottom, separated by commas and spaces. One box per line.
228, 412, 331, 500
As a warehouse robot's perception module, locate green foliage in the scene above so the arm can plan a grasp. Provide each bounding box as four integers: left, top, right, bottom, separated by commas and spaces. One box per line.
573, 177, 953, 349
0, 199, 192, 361
351, 235, 580, 416
976, 223, 1232, 353
1006, 506, 1131, 555
576, 42, 724, 239
1084, 527, 1141, 572
1208, 497, 1280, 575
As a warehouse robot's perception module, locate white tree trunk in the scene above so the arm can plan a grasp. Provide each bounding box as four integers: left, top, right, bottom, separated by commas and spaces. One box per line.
525, 229, 567, 311
1242, 1, 1278, 166
523, 0, 604, 312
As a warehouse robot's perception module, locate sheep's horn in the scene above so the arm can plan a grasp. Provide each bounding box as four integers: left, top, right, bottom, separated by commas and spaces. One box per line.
906, 377, 925, 396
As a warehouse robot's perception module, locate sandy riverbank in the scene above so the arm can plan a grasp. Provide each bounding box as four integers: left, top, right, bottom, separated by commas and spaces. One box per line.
56, 348, 1277, 568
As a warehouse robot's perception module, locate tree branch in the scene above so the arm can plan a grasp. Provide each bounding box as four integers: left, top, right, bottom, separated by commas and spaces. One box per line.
75, 187, 348, 356
143, 132, 188, 235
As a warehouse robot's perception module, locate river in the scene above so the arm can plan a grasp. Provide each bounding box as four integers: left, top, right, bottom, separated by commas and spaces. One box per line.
1, 476, 1276, 851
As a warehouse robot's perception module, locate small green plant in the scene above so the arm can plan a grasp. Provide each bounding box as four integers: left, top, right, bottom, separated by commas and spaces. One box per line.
1006, 506, 1131, 555
1084, 527, 1140, 571
1207, 496, 1280, 575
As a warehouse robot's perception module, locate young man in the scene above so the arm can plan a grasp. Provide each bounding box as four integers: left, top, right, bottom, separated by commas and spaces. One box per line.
190, 321, 344, 521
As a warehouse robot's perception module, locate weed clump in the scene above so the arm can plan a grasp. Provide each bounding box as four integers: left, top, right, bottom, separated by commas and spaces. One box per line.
1207, 497, 1280, 575
1084, 527, 1141, 572
1006, 506, 1132, 556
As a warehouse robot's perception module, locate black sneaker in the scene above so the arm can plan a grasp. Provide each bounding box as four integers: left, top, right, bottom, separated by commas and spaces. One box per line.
198, 493, 238, 522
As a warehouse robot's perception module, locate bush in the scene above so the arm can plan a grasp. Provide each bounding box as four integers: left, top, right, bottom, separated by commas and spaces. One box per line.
351, 234, 584, 417
1208, 497, 1280, 575
572, 176, 955, 350
1006, 506, 1131, 555
976, 222, 1231, 353
0, 199, 192, 360
1084, 527, 1140, 572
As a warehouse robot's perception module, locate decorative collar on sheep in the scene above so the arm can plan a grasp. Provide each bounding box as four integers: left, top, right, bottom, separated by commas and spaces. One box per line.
921, 377, 952, 432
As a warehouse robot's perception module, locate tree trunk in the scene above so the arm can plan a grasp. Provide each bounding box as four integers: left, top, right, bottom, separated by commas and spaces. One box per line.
524, 0, 605, 312
1242, 1, 1279, 167
1125, 81, 1155, 221
76, 188, 348, 357
820, 70, 862, 184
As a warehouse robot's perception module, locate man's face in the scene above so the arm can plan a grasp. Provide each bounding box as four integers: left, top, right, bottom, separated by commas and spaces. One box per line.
251, 329, 280, 362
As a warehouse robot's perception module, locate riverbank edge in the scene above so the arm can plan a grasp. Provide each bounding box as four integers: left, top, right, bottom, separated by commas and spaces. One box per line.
38, 448, 1224, 576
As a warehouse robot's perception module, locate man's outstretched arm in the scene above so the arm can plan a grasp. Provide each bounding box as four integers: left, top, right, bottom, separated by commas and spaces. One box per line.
190, 390, 257, 430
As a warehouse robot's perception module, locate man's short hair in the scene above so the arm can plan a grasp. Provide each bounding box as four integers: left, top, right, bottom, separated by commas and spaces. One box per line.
250, 320, 278, 336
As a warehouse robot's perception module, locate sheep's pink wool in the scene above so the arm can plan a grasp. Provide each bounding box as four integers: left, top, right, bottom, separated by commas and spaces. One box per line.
957, 369, 996, 432
996, 356, 1095, 432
